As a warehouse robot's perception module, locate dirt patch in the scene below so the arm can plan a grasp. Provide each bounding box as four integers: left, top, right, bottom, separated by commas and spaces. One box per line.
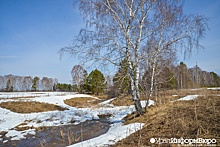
2, 120, 110, 147
64, 97, 103, 108
0, 101, 67, 113
113, 92, 220, 146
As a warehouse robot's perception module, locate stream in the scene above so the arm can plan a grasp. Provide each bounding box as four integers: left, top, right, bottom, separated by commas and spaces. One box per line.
1, 120, 110, 147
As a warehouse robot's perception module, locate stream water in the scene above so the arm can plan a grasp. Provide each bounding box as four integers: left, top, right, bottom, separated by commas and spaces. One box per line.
1, 120, 110, 147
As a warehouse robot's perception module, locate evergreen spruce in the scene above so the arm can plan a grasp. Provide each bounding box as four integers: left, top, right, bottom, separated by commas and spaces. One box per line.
85, 69, 106, 95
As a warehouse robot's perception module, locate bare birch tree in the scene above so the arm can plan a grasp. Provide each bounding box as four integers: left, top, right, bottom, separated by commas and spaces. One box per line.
59, 0, 208, 115
71, 65, 87, 92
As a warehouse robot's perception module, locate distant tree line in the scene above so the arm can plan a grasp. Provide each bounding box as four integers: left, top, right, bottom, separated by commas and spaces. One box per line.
0, 75, 58, 92
142, 62, 220, 91
71, 63, 220, 96
55, 83, 72, 91
174, 62, 220, 89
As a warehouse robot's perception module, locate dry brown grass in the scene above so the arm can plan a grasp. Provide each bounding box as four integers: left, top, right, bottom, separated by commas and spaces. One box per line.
149, 88, 220, 105
0, 101, 67, 113
13, 121, 35, 131
64, 97, 103, 108
93, 95, 109, 100
112, 89, 220, 147
109, 89, 195, 107
64, 94, 113, 108
110, 94, 151, 106
111, 95, 133, 106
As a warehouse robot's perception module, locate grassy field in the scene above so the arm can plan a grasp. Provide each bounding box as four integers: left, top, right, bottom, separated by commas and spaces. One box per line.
111, 88, 220, 146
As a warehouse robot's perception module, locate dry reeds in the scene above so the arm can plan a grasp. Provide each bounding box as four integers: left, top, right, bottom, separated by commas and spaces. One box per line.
113, 88, 220, 147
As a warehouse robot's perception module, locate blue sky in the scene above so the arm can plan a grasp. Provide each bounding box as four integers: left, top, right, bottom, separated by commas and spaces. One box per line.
0, 0, 220, 83
182, 0, 220, 74
0, 0, 83, 83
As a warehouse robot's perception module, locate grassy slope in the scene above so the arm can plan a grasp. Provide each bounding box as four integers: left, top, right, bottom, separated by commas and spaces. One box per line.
112, 89, 220, 146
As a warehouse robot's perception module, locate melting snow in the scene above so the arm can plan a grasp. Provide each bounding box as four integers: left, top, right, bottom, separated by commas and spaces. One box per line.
174, 95, 199, 101
0, 92, 154, 146
68, 123, 144, 147
207, 87, 220, 90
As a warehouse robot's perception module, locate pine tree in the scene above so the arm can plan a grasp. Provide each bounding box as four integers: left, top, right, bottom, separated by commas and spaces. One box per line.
5, 79, 13, 92
177, 62, 190, 89
85, 69, 106, 95
113, 59, 131, 95
210, 72, 220, 87
32, 77, 39, 91
159, 67, 177, 90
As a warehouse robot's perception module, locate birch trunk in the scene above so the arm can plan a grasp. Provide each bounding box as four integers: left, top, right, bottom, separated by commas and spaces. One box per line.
126, 46, 143, 115
145, 58, 156, 112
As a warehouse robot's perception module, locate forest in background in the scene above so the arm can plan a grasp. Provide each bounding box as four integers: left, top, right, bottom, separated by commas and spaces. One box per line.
0, 75, 58, 92
70, 62, 220, 97
0, 62, 219, 93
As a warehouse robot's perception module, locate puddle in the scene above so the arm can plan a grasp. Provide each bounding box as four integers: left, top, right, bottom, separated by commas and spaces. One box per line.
1, 120, 110, 147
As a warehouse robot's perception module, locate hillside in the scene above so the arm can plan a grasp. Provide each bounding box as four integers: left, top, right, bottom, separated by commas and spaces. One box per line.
112, 88, 220, 146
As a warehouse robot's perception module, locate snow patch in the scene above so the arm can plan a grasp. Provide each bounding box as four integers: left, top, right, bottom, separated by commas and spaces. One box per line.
68, 123, 144, 147
172, 95, 178, 97
0, 92, 154, 145
99, 97, 116, 107
0, 92, 69, 99
175, 95, 199, 101
5, 129, 35, 141
207, 87, 220, 90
